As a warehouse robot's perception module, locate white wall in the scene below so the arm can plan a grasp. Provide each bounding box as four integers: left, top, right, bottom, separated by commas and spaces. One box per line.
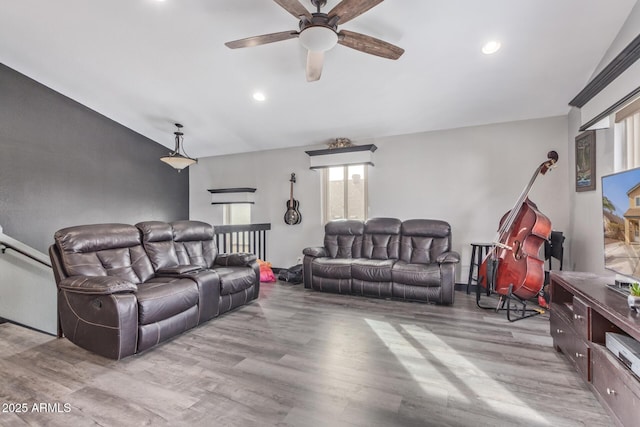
568, 6, 640, 275
567, 108, 614, 274
368, 117, 569, 279
190, 116, 570, 282
189, 147, 324, 268
591, 1, 640, 77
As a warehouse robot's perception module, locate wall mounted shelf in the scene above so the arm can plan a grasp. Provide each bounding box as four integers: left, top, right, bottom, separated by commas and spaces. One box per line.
305, 144, 377, 169
207, 188, 256, 205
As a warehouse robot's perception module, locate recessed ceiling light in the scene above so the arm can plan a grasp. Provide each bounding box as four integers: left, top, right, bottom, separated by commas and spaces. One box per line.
253, 92, 266, 102
482, 40, 501, 55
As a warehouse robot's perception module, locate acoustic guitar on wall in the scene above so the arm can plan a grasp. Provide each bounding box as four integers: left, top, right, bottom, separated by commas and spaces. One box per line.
284, 173, 301, 225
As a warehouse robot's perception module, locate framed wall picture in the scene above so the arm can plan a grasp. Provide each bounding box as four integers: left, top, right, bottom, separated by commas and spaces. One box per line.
575, 130, 596, 192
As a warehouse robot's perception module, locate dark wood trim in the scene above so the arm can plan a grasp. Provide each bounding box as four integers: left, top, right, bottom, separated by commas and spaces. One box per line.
0, 243, 51, 268
213, 223, 271, 261
569, 33, 640, 108
211, 202, 255, 205
309, 161, 375, 170
207, 188, 256, 194
305, 144, 377, 157
579, 85, 640, 131
213, 223, 271, 233
0, 317, 56, 336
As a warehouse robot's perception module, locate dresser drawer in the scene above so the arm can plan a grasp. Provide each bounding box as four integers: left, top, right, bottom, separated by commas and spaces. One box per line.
550, 310, 572, 353
591, 345, 640, 427
551, 310, 590, 381
571, 337, 590, 381
572, 296, 589, 341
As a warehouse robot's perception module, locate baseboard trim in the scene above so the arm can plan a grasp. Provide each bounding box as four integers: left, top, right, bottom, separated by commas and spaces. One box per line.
455, 282, 473, 292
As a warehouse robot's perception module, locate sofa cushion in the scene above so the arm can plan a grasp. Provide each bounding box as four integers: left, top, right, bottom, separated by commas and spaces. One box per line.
391, 261, 441, 287
399, 219, 451, 264
401, 236, 434, 264
361, 218, 401, 260
214, 266, 255, 295
136, 277, 200, 325
136, 221, 180, 270
172, 220, 217, 267
311, 258, 353, 279
324, 220, 364, 258
352, 259, 395, 282
54, 223, 155, 283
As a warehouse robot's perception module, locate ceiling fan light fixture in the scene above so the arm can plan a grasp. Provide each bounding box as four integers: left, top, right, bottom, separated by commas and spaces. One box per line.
299, 26, 338, 51
160, 123, 197, 171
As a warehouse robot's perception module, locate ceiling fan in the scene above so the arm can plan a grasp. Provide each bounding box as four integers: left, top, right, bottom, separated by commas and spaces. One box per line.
225, 0, 404, 82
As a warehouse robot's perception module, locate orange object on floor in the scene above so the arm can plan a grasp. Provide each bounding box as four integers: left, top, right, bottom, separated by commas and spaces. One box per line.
258, 259, 276, 282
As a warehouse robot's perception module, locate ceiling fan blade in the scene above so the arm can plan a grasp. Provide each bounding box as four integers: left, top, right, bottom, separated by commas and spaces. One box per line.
306, 50, 324, 82
338, 29, 404, 59
225, 31, 299, 49
328, 0, 384, 24
273, 0, 312, 20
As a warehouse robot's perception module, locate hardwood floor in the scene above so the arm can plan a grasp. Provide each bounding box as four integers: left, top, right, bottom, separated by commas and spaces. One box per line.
0, 283, 612, 426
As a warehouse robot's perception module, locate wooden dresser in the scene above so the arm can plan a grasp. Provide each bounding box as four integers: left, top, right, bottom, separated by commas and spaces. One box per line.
550, 271, 640, 426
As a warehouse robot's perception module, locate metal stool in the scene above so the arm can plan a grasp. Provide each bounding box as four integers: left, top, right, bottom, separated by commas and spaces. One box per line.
466, 243, 492, 294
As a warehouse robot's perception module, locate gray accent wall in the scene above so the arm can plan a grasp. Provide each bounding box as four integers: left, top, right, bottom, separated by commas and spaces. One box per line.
0, 63, 189, 253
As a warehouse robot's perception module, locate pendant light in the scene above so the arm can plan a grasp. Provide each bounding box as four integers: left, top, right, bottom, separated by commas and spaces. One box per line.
160, 123, 197, 171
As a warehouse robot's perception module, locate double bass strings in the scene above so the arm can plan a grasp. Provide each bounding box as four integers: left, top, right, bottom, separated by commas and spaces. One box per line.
492, 163, 546, 256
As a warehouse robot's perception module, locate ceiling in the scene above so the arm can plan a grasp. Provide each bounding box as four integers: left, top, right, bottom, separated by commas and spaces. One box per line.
0, 0, 637, 158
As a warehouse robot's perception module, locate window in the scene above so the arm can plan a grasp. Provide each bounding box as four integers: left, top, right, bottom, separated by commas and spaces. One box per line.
222, 204, 251, 225
323, 165, 368, 222
614, 96, 640, 171
636, 196, 640, 207
222, 204, 251, 252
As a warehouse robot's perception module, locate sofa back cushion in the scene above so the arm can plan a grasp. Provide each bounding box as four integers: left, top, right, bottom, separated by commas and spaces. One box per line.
324, 220, 364, 259
172, 220, 217, 268
54, 223, 154, 284
361, 218, 401, 260
399, 219, 451, 264
136, 221, 180, 271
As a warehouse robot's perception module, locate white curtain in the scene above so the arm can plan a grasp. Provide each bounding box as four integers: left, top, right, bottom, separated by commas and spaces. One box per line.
614, 97, 640, 171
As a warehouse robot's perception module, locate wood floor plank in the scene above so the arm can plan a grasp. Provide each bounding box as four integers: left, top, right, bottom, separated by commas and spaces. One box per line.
0, 282, 614, 426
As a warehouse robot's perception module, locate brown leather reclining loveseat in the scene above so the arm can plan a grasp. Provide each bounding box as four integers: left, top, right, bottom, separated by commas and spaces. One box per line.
303, 218, 460, 305
49, 220, 259, 360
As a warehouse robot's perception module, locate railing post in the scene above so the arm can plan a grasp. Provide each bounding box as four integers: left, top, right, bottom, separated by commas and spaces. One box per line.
213, 223, 271, 261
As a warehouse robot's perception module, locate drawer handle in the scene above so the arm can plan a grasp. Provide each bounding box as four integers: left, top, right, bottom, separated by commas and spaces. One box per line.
575, 352, 584, 358
573, 314, 583, 320
556, 328, 563, 334
606, 388, 616, 395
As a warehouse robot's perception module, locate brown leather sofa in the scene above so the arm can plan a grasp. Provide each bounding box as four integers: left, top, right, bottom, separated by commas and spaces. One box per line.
49, 220, 259, 360
303, 218, 460, 305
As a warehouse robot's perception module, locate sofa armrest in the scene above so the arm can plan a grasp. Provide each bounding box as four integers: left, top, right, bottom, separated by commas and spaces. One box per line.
436, 251, 461, 264
214, 253, 258, 267
157, 265, 202, 275
58, 276, 138, 295
303, 246, 328, 258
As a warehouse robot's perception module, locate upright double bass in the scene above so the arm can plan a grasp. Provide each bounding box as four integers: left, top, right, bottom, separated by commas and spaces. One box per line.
479, 151, 558, 301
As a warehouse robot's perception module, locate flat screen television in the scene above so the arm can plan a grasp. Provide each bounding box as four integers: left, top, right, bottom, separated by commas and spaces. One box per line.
602, 166, 640, 280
